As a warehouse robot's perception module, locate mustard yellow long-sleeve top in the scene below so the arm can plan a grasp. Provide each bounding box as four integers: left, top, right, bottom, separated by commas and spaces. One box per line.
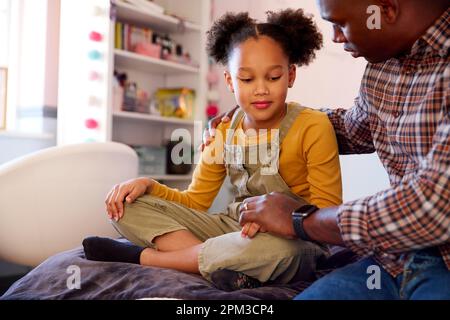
151, 106, 343, 211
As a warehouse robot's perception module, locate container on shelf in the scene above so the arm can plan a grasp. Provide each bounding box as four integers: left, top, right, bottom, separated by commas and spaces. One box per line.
133, 145, 167, 175
134, 42, 162, 59
153, 88, 195, 120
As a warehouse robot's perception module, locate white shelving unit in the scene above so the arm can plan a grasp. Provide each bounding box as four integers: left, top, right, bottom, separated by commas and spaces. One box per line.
58, 0, 210, 187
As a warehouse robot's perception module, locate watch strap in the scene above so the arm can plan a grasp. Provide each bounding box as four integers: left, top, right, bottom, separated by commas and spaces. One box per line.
292, 214, 313, 242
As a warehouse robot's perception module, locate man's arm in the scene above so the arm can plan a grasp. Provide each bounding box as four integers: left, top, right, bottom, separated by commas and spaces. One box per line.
240, 115, 450, 252
337, 113, 450, 256
323, 94, 376, 155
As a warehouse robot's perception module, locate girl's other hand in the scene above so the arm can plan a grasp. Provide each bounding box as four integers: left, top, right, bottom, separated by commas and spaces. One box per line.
105, 177, 154, 222
241, 222, 266, 239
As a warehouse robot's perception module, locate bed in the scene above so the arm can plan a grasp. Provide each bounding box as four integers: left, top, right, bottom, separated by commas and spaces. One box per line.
0, 142, 358, 300
0, 243, 357, 300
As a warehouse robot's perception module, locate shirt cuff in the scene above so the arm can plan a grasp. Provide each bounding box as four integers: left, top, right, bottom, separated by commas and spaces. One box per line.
337, 198, 374, 257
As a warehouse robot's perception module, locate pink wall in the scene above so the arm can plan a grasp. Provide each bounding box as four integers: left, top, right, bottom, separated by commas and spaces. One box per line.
44, 0, 60, 108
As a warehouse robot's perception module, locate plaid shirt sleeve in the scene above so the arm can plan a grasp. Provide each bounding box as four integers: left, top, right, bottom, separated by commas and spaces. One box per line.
323, 87, 376, 155
336, 110, 450, 256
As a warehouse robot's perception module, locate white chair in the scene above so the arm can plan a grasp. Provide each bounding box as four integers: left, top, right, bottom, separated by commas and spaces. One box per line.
0, 142, 139, 267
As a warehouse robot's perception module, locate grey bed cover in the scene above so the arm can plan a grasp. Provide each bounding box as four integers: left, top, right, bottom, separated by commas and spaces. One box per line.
1, 244, 357, 300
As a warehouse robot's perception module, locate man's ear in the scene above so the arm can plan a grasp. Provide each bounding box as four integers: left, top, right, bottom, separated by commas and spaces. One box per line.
377, 0, 400, 24
288, 65, 296, 88
224, 70, 235, 93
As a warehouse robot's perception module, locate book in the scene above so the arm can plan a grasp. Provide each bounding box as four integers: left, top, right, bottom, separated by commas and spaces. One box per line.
115, 22, 123, 50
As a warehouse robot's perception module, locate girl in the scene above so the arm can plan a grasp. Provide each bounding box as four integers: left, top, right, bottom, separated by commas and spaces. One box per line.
83, 9, 342, 291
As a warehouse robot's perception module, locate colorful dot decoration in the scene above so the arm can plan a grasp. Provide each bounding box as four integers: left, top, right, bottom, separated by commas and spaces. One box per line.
88, 50, 102, 60
88, 96, 102, 107
89, 31, 103, 42
89, 71, 102, 81
86, 24, 105, 140
85, 118, 99, 130
206, 104, 219, 119
91, 6, 107, 17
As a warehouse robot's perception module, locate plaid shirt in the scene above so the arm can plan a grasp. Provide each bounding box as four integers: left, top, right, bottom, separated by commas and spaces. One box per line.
326, 8, 450, 277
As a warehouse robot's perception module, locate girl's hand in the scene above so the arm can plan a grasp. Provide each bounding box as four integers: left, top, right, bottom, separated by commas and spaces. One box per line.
241, 222, 267, 239
105, 177, 154, 221
239, 193, 303, 239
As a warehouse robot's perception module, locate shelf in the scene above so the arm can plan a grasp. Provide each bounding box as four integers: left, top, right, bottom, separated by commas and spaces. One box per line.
151, 174, 193, 181
114, 50, 200, 75
114, 0, 201, 33
113, 111, 196, 126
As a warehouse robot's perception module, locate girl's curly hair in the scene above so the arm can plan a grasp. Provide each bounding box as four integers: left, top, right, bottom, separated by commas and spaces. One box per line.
207, 9, 323, 66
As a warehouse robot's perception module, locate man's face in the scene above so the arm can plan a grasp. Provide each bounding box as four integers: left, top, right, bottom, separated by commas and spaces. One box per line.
317, 0, 394, 63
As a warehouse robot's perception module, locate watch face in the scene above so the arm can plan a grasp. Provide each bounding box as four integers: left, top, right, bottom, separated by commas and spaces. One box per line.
295, 204, 319, 215
293, 212, 306, 218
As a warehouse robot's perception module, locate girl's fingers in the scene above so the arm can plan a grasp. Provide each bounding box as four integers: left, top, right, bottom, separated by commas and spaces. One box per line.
246, 223, 261, 239
109, 186, 121, 221
105, 190, 114, 219
241, 223, 251, 238
115, 188, 130, 219
106, 187, 118, 219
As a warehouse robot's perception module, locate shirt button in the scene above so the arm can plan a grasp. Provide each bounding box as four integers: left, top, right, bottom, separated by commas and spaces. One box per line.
393, 111, 401, 118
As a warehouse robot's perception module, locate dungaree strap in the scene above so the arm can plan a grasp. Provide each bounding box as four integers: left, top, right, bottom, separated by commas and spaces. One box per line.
226, 108, 246, 145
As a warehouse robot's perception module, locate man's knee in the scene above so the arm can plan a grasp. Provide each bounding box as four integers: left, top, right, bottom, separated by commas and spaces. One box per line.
295, 258, 397, 300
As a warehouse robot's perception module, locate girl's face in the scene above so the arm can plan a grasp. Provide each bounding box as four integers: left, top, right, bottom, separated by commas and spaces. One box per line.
225, 36, 296, 130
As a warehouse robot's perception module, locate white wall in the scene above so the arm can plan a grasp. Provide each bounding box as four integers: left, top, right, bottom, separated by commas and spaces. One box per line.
8, 0, 60, 134
211, 0, 390, 203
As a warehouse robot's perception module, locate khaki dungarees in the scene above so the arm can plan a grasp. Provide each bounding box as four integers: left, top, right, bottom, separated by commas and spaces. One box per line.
113, 103, 326, 283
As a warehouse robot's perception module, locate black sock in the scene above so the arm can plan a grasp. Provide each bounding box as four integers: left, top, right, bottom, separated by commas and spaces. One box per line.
82, 236, 145, 264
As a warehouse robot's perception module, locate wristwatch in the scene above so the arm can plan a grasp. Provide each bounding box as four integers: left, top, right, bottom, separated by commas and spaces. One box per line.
292, 204, 319, 241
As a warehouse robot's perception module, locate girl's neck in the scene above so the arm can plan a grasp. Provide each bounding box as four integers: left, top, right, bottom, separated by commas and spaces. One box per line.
242, 103, 288, 132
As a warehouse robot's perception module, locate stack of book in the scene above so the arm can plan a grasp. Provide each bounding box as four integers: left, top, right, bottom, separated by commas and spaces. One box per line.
115, 22, 154, 52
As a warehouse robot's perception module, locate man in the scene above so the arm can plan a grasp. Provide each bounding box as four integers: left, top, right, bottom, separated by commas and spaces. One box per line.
206, 0, 449, 299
